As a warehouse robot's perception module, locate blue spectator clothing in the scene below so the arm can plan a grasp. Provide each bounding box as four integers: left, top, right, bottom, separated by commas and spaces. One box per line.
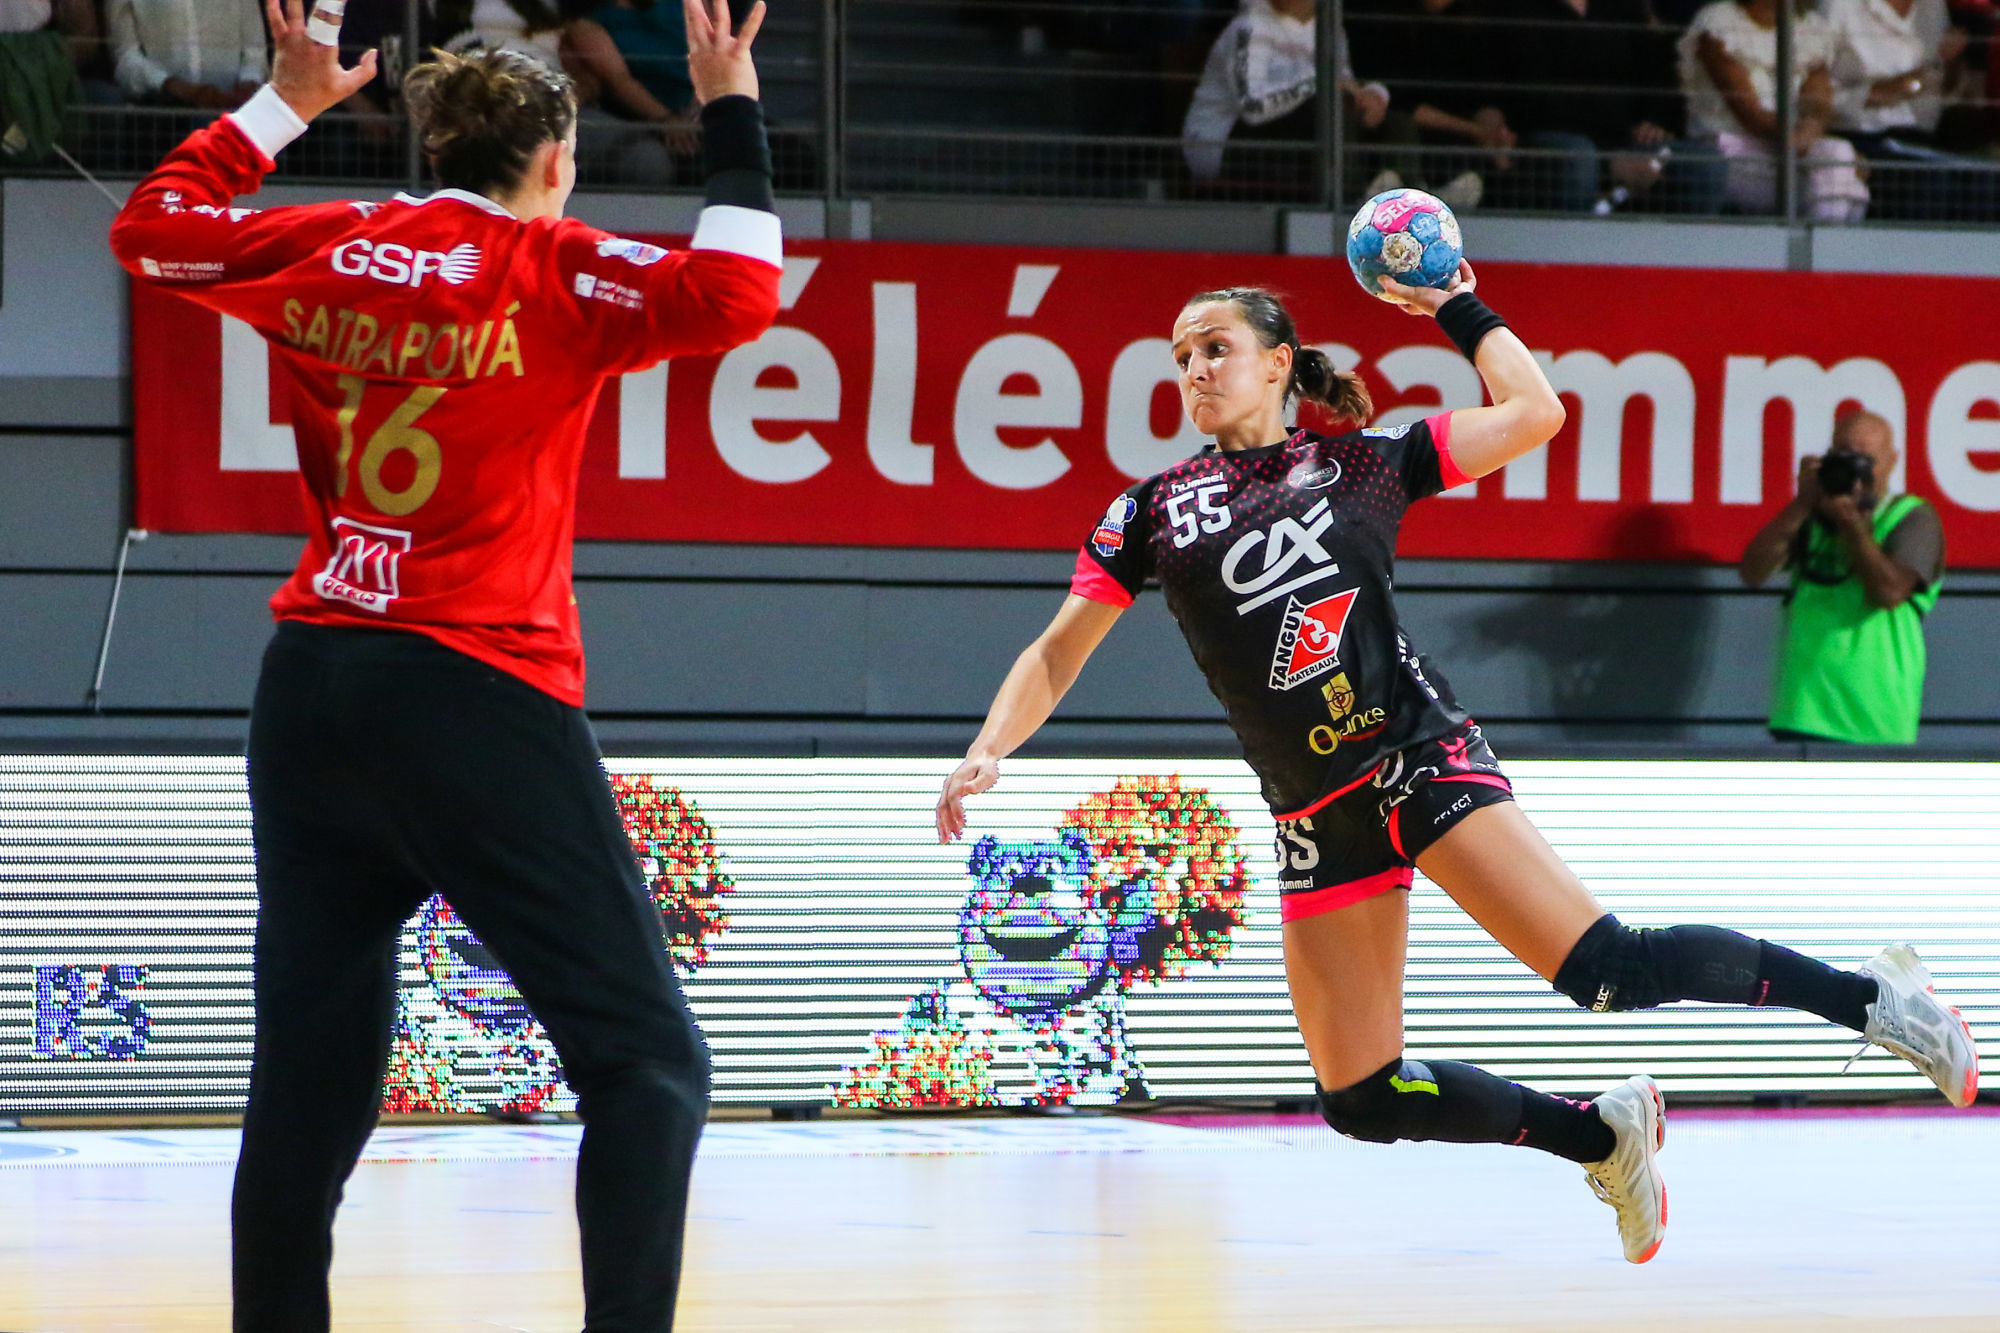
591, 1, 693, 113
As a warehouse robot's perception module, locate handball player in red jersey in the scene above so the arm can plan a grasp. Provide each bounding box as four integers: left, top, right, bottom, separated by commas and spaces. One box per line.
936, 270, 1980, 1264
110, 1, 778, 1327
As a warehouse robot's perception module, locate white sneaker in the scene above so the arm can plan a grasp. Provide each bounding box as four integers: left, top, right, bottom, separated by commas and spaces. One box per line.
1435, 169, 1484, 213
1362, 169, 1404, 198
1582, 1074, 1667, 1264
1859, 944, 1980, 1108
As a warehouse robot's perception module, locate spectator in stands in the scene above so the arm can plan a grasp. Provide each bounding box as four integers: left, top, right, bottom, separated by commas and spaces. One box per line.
1483, 0, 1726, 212
1182, 0, 1443, 201
107, 0, 265, 108
1739, 410, 1945, 744
320, 0, 438, 152
563, 0, 699, 175
1824, 0, 1991, 219
0, 0, 89, 166
1348, 0, 1532, 209
444, 0, 676, 186
1677, 0, 1870, 219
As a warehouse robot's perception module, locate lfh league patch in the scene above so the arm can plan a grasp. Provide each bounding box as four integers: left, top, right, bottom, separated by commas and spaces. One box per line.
1269, 588, 1358, 690
1092, 495, 1136, 557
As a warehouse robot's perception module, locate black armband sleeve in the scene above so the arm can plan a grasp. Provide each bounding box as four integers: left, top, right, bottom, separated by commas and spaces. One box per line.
700, 95, 775, 213
1435, 292, 1509, 363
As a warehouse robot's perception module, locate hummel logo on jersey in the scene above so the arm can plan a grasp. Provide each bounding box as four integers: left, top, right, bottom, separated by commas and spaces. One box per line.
1224, 498, 1341, 615
331, 239, 483, 287
1269, 588, 1358, 690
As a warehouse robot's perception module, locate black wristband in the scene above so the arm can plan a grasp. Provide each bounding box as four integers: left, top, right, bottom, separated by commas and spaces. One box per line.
1435, 292, 1508, 363
699, 94, 772, 181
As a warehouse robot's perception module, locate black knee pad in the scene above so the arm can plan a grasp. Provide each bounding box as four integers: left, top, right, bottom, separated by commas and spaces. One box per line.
1316, 1058, 1438, 1144
1553, 914, 1762, 1012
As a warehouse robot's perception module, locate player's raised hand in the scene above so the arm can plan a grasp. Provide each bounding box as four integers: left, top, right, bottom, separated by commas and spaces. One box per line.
267, 0, 378, 123
1378, 260, 1476, 317
685, 0, 765, 104
936, 754, 1000, 844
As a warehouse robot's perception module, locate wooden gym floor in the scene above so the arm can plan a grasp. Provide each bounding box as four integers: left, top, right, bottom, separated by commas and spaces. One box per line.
1, 1109, 1996, 1332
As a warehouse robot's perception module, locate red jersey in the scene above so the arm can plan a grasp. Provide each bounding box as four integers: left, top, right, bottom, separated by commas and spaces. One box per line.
109, 93, 781, 705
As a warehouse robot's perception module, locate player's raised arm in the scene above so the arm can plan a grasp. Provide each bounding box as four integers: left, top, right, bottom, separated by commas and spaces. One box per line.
1379, 263, 1566, 483
108, 0, 377, 285
935, 595, 1126, 844
548, 0, 780, 371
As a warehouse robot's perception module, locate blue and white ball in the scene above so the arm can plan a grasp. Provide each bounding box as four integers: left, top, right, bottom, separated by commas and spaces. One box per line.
1346, 188, 1464, 298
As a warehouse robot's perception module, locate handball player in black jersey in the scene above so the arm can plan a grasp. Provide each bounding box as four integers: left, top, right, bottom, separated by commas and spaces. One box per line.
935, 268, 1980, 1263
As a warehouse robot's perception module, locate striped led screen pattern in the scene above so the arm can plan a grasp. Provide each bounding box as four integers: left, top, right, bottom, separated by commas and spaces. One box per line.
2, 757, 1995, 1114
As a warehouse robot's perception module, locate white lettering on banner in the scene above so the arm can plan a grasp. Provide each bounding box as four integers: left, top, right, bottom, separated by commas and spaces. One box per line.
709, 327, 841, 483
1006, 264, 1061, 318
1518, 350, 1697, 503
618, 362, 668, 479
868, 282, 934, 485
1370, 345, 1482, 501
777, 256, 820, 310
219, 315, 298, 471
1105, 339, 1206, 479
953, 334, 1080, 490
1926, 362, 2000, 512
1719, 356, 1908, 504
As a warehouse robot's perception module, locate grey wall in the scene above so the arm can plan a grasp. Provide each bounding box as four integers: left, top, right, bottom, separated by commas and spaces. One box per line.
4, 179, 1995, 756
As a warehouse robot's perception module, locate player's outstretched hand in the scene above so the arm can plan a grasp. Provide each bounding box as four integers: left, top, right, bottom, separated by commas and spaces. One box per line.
267, 0, 378, 123
936, 755, 1000, 844
685, 0, 765, 104
1377, 260, 1476, 318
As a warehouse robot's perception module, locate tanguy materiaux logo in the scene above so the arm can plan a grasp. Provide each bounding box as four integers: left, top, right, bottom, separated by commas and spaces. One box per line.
1269, 588, 1358, 690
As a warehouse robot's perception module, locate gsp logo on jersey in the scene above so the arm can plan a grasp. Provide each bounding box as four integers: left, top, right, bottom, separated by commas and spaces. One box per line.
312, 518, 413, 613
1092, 495, 1136, 556
331, 239, 482, 287
1270, 588, 1358, 690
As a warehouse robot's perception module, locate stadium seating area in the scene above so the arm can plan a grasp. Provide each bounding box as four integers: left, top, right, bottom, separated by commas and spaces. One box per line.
3, 0, 1997, 221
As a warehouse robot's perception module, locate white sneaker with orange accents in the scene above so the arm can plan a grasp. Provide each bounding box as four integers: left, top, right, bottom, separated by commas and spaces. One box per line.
1860, 944, 1980, 1108
1581, 1074, 1667, 1264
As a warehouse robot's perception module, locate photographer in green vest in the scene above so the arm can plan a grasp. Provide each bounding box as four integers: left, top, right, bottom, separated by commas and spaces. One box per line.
1739, 410, 1946, 745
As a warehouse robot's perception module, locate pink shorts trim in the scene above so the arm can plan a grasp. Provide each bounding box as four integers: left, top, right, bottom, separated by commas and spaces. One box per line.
1280, 866, 1414, 922
1434, 772, 1513, 794
1069, 549, 1134, 608
1387, 804, 1406, 860
1274, 764, 1383, 824
1426, 411, 1472, 491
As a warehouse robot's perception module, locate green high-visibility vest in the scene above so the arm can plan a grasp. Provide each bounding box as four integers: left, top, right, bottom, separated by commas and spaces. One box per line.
1771, 493, 1940, 745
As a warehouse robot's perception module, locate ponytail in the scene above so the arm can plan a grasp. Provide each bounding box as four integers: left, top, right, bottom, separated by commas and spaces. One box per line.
1289, 346, 1373, 426
1184, 286, 1372, 427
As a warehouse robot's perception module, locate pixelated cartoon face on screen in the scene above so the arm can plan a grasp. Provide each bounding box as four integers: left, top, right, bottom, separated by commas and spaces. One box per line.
417, 897, 538, 1033
959, 830, 1142, 1020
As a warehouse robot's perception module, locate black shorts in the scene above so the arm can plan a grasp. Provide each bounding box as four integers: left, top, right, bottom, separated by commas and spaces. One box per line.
1272, 721, 1512, 922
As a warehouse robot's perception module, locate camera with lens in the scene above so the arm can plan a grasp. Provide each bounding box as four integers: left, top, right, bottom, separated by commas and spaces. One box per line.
1816, 447, 1875, 497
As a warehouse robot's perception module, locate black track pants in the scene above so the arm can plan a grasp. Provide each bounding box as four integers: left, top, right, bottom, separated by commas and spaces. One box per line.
233, 621, 710, 1333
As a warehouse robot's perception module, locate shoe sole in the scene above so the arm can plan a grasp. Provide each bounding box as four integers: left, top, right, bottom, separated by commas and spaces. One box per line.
1632, 1076, 1667, 1264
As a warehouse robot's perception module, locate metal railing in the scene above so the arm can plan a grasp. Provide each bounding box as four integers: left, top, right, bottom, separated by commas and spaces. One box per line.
3, 0, 1997, 224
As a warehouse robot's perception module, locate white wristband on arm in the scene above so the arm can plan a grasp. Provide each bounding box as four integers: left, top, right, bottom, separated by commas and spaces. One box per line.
228, 85, 310, 159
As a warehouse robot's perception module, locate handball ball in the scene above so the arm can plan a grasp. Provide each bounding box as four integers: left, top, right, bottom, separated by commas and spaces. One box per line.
1346, 189, 1463, 298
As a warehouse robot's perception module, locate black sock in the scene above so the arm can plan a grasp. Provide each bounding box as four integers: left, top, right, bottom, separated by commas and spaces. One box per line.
1422, 1060, 1616, 1164
1514, 1085, 1617, 1164
1756, 940, 1878, 1032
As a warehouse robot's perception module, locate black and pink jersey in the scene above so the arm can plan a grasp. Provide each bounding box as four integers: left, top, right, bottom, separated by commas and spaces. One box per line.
1071, 416, 1475, 819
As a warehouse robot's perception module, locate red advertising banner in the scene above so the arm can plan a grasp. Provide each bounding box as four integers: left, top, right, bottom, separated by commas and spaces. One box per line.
132, 240, 2000, 564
